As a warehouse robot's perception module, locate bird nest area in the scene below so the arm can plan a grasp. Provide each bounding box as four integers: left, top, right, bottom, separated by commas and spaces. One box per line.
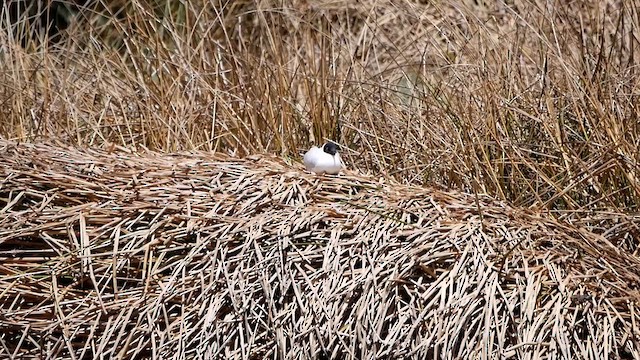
1, 140, 640, 359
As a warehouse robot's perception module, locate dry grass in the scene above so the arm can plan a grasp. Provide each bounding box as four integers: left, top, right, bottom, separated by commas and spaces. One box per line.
1, 0, 639, 216
1, 139, 640, 359
2, 0, 640, 358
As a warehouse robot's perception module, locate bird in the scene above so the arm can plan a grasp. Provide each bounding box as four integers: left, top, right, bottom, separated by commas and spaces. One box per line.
303, 142, 344, 175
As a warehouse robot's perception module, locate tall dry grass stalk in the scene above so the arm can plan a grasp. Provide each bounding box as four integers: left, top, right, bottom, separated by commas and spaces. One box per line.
1, 0, 639, 219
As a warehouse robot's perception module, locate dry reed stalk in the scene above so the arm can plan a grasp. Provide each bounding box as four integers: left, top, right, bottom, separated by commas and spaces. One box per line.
1, 139, 639, 359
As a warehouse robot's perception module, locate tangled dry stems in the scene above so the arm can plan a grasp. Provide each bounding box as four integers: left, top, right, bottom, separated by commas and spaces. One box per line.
1, 0, 639, 214
2, 1, 640, 358
1, 140, 639, 359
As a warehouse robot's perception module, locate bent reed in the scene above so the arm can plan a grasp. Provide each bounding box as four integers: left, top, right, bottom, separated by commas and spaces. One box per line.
1, 140, 639, 358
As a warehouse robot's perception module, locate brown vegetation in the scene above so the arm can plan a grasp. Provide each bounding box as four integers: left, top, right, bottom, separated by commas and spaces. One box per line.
1, 0, 639, 214
1, 0, 640, 358
2, 140, 640, 358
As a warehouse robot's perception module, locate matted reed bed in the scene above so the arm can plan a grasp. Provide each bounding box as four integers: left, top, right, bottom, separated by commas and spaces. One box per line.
1, 140, 639, 359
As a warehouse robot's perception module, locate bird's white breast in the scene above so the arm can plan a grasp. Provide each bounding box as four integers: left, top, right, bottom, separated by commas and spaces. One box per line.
303, 146, 343, 174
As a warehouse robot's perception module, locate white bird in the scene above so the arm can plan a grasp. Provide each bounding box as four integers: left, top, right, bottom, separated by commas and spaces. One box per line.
303, 142, 344, 175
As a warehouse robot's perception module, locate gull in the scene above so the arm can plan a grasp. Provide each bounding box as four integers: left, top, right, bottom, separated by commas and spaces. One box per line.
303, 142, 344, 175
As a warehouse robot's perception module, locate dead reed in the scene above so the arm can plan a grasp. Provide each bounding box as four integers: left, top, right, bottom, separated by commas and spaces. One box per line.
1, 0, 639, 217
1, 140, 639, 359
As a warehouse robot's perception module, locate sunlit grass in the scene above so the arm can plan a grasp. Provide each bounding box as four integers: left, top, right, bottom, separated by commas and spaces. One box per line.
2, 2, 640, 358
1, 0, 639, 218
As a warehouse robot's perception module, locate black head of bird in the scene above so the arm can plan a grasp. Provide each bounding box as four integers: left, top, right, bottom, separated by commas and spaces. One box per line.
322, 142, 339, 156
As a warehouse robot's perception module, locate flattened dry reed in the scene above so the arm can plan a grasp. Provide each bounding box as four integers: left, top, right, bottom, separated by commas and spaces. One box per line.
1, 140, 639, 359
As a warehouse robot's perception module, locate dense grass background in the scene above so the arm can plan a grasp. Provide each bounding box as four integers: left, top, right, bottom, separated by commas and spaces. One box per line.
2, 2, 640, 358
1, 0, 639, 229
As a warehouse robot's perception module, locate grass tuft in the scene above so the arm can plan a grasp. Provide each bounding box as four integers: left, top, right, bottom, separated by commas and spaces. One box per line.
1, 0, 639, 216
1, 140, 639, 358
